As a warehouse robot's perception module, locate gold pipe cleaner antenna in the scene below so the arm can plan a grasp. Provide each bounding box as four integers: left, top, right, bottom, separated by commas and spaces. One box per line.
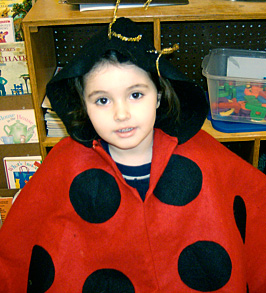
108, 0, 179, 77
148, 44, 179, 77
108, 0, 153, 41
143, 0, 152, 9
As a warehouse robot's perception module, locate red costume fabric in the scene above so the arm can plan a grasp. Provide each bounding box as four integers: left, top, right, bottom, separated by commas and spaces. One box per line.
0, 128, 266, 292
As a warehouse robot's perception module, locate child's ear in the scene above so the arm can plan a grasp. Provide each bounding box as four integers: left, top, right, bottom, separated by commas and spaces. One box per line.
157, 92, 162, 109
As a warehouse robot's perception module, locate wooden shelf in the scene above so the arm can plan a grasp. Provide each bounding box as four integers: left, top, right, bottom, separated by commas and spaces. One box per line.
202, 119, 266, 168
202, 119, 266, 142
0, 94, 33, 110
0, 189, 19, 198
42, 136, 65, 147
0, 93, 41, 190
23, 0, 266, 24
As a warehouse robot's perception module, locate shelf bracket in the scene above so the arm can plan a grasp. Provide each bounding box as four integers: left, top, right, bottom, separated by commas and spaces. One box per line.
29, 26, 39, 33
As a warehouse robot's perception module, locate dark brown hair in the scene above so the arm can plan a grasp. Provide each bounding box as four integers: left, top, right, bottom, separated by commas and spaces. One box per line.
67, 50, 180, 140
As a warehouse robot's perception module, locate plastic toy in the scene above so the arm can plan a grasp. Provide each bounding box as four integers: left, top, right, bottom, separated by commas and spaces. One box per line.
211, 81, 266, 124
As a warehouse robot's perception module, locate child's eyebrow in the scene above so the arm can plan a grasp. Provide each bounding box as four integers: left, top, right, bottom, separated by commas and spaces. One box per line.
128, 84, 149, 90
87, 90, 108, 99
87, 84, 149, 99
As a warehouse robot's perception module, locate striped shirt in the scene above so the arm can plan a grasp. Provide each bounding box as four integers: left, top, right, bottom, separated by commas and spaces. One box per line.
101, 141, 150, 201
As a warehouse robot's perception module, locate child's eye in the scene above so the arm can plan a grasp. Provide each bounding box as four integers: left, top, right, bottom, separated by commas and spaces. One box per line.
130, 92, 143, 100
96, 97, 110, 105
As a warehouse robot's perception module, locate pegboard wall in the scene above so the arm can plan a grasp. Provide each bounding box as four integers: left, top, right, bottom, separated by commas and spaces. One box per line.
53, 22, 154, 65
161, 20, 266, 89
54, 19, 266, 90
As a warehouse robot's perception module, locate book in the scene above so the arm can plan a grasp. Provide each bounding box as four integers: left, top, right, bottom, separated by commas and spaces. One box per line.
79, 0, 189, 12
0, 0, 24, 17
76, 0, 188, 11
44, 109, 68, 137
0, 197, 13, 225
42, 67, 68, 137
0, 18, 15, 43
0, 109, 39, 144
3, 156, 42, 189
0, 41, 30, 96
72, 0, 187, 3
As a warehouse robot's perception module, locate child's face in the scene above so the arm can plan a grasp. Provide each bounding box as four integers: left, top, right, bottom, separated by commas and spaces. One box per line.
84, 62, 159, 155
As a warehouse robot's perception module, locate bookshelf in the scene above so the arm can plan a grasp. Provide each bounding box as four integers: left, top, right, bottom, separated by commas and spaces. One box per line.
0, 94, 41, 194
22, 0, 266, 168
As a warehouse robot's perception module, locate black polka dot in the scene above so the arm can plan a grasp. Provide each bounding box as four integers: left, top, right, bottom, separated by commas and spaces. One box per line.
82, 269, 135, 292
154, 155, 202, 205
233, 196, 247, 243
178, 241, 232, 292
70, 169, 121, 223
27, 245, 55, 292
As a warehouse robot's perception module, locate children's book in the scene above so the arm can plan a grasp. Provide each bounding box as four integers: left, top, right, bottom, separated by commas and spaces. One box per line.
0, 41, 30, 96
3, 156, 42, 189
0, 109, 39, 144
0, 197, 13, 225
0, 0, 24, 17
0, 18, 15, 43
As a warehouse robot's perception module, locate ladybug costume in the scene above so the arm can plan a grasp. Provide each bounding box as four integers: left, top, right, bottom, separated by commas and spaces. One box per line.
0, 18, 266, 292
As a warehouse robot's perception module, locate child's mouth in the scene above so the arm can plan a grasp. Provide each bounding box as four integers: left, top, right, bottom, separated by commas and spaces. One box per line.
117, 127, 134, 133
116, 127, 136, 138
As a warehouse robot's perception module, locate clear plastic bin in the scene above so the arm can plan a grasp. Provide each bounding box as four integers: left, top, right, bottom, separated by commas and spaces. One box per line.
202, 48, 266, 124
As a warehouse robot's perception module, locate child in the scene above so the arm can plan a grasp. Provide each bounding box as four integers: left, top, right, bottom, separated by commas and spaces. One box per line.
0, 17, 266, 292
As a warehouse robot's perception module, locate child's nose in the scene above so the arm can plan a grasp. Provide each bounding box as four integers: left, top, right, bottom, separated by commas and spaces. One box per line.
114, 101, 131, 121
